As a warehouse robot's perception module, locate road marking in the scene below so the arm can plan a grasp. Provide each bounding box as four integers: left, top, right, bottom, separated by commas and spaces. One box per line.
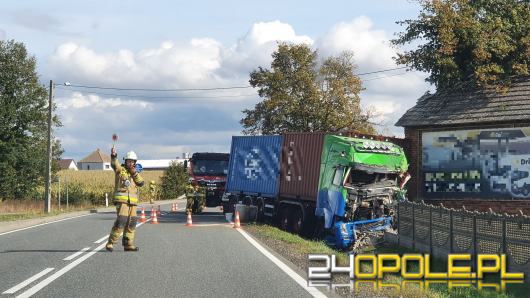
62, 247, 91, 261
190, 223, 231, 227
94, 235, 108, 244
235, 228, 327, 298
15, 243, 107, 298
13, 216, 152, 298
0, 214, 93, 237
2, 268, 54, 294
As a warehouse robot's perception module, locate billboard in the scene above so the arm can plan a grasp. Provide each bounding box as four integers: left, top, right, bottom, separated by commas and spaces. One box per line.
422, 127, 530, 199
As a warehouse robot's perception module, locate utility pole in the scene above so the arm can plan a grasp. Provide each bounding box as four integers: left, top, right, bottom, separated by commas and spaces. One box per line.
44, 80, 53, 213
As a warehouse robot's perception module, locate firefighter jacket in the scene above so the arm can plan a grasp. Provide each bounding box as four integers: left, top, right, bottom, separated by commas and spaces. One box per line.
111, 156, 144, 205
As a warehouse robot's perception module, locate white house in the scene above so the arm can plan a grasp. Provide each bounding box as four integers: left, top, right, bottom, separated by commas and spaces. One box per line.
78, 149, 112, 170
58, 159, 78, 171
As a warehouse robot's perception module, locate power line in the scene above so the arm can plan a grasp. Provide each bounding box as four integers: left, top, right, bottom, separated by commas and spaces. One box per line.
356, 66, 408, 76
364, 71, 413, 82
54, 86, 257, 100
56, 66, 410, 92
58, 84, 253, 92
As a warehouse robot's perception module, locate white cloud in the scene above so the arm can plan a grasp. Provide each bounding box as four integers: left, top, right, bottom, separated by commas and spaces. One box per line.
316, 16, 395, 71
48, 18, 434, 159
56, 92, 152, 110
314, 16, 432, 135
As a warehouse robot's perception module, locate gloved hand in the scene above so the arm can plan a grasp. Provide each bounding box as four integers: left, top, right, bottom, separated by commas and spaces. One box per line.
111, 147, 117, 158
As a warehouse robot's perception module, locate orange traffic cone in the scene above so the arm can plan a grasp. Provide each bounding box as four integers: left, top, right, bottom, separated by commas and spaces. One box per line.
171, 203, 177, 213
151, 209, 159, 224
139, 207, 146, 223
186, 212, 193, 227
233, 211, 241, 228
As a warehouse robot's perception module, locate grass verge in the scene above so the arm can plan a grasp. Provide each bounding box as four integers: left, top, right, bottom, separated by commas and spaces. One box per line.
245, 224, 526, 298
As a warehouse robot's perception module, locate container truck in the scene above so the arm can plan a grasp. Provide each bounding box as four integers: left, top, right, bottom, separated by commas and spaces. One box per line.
188, 152, 230, 207
223, 133, 409, 249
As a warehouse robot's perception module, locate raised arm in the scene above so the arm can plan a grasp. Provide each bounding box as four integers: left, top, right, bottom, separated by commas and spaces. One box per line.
110, 147, 121, 173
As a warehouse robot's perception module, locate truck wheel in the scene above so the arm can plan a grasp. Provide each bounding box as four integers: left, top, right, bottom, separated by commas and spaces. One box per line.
256, 200, 265, 222
292, 207, 304, 235
279, 207, 290, 231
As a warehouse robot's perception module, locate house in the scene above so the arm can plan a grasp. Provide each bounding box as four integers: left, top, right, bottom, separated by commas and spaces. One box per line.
396, 76, 530, 215
136, 159, 186, 171
58, 159, 78, 170
78, 149, 112, 171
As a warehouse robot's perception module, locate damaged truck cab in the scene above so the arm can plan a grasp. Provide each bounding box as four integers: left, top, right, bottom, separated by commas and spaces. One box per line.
316, 135, 408, 248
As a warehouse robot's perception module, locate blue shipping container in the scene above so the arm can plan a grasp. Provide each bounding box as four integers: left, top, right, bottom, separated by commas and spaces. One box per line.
226, 135, 283, 198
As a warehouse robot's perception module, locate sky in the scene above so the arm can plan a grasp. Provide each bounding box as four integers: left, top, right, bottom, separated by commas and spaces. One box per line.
0, 0, 434, 160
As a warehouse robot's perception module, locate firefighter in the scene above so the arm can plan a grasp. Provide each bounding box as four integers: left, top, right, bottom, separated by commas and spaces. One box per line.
106, 148, 144, 252
185, 181, 196, 214
185, 181, 206, 214
149, 180, 157, 204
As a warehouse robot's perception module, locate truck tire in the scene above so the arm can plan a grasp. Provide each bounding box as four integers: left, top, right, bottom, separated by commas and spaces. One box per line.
279, 207, 290, 231
256, 199, 265, 222
292, 207, 304, 235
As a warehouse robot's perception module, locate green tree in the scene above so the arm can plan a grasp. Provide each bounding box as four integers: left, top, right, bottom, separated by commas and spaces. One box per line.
160, 162, 189, 200
0, 39, 62, 200
392, 0, 530, 90
241, 43, 375, 135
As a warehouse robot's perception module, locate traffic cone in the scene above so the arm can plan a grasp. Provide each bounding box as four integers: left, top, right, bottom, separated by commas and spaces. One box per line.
139, 207, 146, 223
151, 209, 159, 224
186, 212, 193, 227
233, 211, 241, 228
171, 203, 177, 213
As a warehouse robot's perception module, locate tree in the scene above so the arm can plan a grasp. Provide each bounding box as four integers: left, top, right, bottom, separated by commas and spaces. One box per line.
160, 162, 189, 200
0, 40, 62, 200
392, 0, 530, 90
241, 43, 375, 135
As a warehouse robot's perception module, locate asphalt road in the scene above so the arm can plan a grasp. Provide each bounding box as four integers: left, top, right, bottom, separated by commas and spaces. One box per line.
0, 202, 317, 298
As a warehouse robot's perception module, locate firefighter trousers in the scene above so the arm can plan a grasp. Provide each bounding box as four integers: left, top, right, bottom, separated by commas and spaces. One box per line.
107, 203, 137, 248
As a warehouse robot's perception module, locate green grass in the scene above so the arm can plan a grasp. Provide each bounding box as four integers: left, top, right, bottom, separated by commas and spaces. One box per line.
0, 211, 63, 222
247, 224, 528, 298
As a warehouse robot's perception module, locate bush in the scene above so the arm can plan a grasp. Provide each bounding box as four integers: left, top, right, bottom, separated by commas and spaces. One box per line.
160, 162, 189, 200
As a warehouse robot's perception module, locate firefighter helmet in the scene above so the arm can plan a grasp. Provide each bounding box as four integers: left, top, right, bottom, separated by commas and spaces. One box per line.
125, 151, 138, 161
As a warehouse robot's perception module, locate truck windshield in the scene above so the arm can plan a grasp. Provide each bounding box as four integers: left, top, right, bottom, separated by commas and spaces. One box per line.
344, 169, 398, 187
192, 160, 228, 176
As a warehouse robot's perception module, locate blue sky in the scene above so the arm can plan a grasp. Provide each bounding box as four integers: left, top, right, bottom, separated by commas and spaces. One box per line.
0, 0, 432, 160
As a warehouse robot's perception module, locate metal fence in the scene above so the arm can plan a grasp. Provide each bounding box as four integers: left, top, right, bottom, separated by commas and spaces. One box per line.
396, 200, 530, 276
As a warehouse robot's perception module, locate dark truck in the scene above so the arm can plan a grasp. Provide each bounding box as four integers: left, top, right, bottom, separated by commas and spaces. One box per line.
189, 152, 230, 207
223, 133, 409, 250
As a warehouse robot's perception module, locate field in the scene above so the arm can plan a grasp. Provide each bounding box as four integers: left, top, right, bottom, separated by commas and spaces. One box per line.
0, 169, 165, 221
55, 169, 165, 205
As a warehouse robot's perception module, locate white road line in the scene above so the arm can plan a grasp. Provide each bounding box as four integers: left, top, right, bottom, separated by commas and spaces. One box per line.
62, 247, 91, 261
235, 229, 326, 298
94, 235, 108, 244
15, 243, 107, 298
14, 216, 152, 298
0, 214, 93, 237
2, 268, 54, 294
